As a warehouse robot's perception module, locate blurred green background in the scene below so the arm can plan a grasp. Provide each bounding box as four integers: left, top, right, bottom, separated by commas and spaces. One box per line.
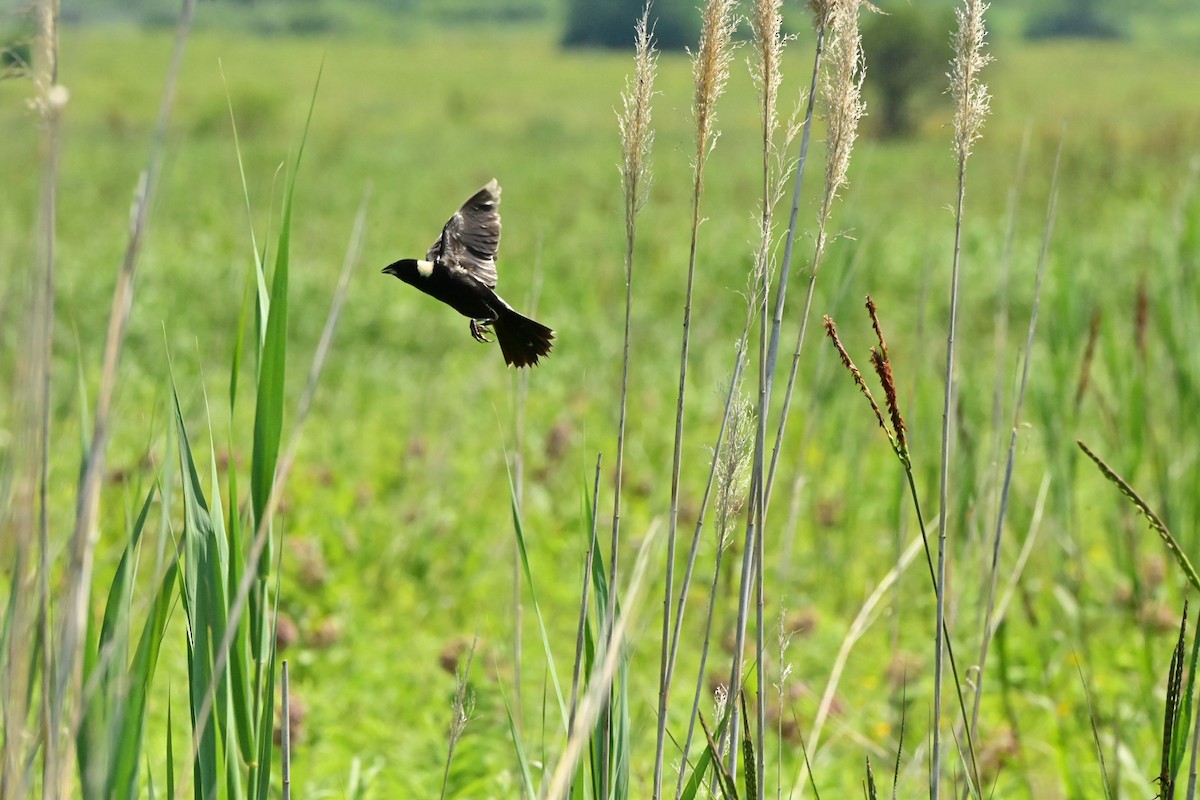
2, 0, 1199, 796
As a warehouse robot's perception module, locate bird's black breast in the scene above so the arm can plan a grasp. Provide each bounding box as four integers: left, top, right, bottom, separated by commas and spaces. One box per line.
407, 266, 500, 320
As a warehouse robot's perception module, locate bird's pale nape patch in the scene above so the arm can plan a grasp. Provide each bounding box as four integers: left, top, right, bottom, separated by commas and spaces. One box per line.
416, 259, 435, 277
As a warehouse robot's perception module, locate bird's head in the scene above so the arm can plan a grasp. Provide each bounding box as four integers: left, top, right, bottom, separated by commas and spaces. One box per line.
382, 258, 435, 285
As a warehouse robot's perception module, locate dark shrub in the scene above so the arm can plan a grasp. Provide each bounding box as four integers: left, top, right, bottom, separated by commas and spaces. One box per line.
861, 5, 955, 139
562, 0, 697, 51
1025, 0, 1125, 40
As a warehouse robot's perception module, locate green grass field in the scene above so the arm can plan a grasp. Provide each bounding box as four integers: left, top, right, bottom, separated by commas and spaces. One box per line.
3, 5, 1200, 798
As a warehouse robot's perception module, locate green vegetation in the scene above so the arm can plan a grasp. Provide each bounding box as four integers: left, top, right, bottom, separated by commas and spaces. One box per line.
3, 1, 1200, 797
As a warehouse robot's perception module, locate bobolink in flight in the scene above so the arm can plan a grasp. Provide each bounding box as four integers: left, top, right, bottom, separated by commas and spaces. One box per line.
382, 179, 554, 368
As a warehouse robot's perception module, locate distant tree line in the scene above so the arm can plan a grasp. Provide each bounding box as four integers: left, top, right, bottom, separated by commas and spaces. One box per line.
562, 0, 697, 50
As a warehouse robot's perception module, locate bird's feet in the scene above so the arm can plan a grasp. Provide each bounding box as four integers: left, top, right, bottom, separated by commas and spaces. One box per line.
470, 319, 495, 344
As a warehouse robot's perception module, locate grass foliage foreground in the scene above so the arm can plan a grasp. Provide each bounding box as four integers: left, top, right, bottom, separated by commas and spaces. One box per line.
3, 1, 1200, 797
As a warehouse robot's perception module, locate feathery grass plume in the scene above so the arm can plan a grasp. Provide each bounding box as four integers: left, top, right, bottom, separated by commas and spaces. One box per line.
933, 3, 990, 795
750, 0, 785, 169
820, 0, 866, 226
949, 0, 992, 165
716, 387, 754, 541
619, 6, 656, 233
439, 634, 478, 800
655, 3, 736, 795
773, 609, 795, 791
692, 0, 737, 166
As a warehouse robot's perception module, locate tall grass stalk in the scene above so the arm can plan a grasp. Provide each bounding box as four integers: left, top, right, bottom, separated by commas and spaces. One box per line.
968, 135, 1061, 740
673, 385, 753, 800
766, 0, 864, 505
724, 0, 788, 787
281, 660, 292, 800
934, 2, 991, 795
11, 0, 64, 796
654, 1, 736, 795
823, 302, 983, 794
609, 7, 656, 796
47, 2, 195, 795
753, 4, 787, 790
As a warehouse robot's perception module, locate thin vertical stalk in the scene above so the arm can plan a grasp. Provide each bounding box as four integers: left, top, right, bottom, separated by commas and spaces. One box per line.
726, 0, 786, 786
30, 0, 61, 795
53, 1, 195, 794
762, 10, 827, 505
610, 8, 656, 796
767, 0, 865, 507
934, 3, 991, 795
672, 384, 750, 799
654, 2, 736, 795
281, 661, 291, 800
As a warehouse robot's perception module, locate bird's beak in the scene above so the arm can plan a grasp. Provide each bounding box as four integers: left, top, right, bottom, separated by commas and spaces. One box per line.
381, 265, 394, 275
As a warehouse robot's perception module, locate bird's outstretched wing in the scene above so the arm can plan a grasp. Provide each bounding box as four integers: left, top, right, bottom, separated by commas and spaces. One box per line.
427, 179, 501, 289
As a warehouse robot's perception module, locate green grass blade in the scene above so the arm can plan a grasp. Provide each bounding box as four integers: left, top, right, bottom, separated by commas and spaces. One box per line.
501, 682, 539, 800
249, 61, 321, 549
95, 483, 158, 799
1172, 604, 1200, 779
248, 209, 288, 564
739, 692, 756, 800
509, 482, 569, 731
112, 553, 179, 800
230, 270, 253, 414
681, 700, 735, 800
171, 375, 219, 798
76, 581, 102, 798
85, 483, 147, 792
250, 579, 280, 800
697, 711, 739, 800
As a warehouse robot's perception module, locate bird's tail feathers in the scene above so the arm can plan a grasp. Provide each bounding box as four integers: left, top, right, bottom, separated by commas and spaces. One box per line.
494, 308, 554, 368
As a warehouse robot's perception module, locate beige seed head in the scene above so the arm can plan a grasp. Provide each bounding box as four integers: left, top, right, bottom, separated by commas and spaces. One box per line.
950, 0, 992, 163
619, 4, 658, 219
692, 0, 738, 166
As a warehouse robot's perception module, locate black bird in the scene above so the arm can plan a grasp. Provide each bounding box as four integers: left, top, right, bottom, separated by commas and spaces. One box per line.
382, 179, 554, 368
